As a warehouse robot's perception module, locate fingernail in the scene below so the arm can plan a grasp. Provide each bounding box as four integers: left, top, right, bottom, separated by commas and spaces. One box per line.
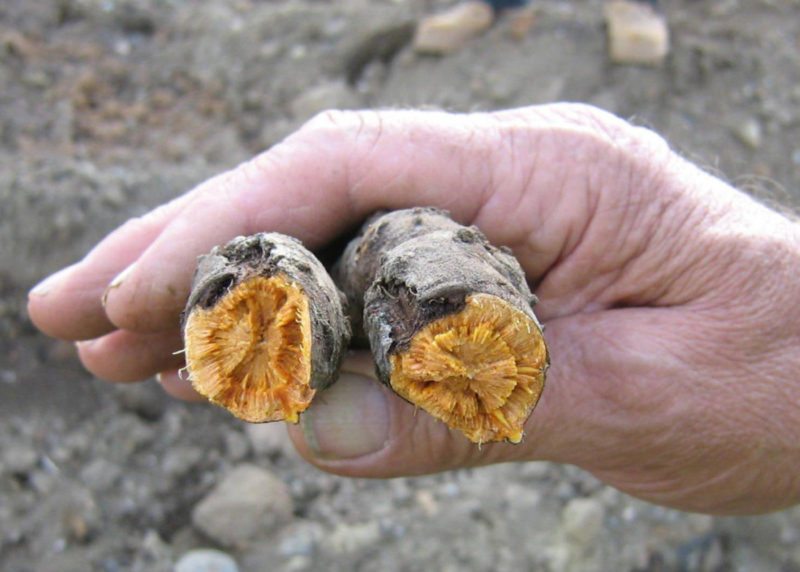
29, 266, 72, 298
102, 263, 136, 307
301, 373, 390, 460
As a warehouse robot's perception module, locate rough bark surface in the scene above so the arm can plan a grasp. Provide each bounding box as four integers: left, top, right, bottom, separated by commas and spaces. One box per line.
334, 208, 463, 343
337, 207, 549, 443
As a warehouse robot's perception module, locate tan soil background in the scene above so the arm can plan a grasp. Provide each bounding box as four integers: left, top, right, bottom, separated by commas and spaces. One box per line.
1, 0, 799, 570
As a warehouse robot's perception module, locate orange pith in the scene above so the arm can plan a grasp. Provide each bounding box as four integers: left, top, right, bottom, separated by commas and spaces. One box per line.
184, 274, 312, 423
389, 294, 547, 443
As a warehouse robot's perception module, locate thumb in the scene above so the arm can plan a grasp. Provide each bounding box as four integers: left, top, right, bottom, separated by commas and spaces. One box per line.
286, 353, 560, 477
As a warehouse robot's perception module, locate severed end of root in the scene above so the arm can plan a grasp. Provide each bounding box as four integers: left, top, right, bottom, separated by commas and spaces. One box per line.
184, 274, 313, 423
389, 294, 547, 444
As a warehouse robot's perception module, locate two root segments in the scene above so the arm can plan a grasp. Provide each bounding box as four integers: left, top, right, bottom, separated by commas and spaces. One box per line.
182, 209, 548, 444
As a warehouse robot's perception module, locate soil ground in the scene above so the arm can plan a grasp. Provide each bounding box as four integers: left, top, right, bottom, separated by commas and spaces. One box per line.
1, 1, 799, 571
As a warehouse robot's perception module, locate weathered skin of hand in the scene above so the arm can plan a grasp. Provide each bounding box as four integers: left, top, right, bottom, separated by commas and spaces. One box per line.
28, 104, 800, 514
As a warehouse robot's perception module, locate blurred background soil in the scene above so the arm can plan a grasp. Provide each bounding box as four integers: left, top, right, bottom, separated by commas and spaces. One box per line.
1, 0, 799, 570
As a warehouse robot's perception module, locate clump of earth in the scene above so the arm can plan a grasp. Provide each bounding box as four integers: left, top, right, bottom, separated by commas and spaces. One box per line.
1, 1, 799, 570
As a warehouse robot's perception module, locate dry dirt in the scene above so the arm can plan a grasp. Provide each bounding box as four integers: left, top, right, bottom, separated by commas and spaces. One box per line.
1, 1, 799, 571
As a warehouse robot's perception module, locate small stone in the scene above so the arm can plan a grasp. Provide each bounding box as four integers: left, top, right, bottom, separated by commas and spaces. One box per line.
562, 498, 605, 545
322, 521, 382, 555
604, 1, 669, 66
140, 529, 172, 561
441, 482, 461, 498
507, 6, 537, 40
622, 505, 637, 523
114, 380, 167, 421
413, 1, 495, 56
162, 446, 204, 479
2, 444, 37, 474
415, 490, 439, 517
80, 458, 123, 491
278, 522, 324, 557
704, 538, 725, 571
175, 549, 239, 572
223, 430, 250, 462
285, 556, 312, 571
686, 513, 714, 536
192, 464, 294, 548
61, 488, 100, 544
245, 423, 297, 459
290, 81, 360, 120
734, 118, 763, 149
519, 462, 551, 480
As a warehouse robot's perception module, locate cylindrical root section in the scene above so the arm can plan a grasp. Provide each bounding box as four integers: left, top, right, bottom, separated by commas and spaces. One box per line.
182, 233, 350, 423
337, 208, 549, 444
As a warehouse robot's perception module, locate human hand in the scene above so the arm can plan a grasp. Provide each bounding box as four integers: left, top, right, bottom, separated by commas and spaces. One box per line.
28, 104, 800, 514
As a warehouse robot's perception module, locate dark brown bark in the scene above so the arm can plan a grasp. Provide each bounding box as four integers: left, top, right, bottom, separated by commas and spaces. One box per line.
336, 208, 549, 443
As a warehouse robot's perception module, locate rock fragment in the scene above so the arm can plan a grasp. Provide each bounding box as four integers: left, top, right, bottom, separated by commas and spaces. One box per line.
413, 2, 495, 56
175, 549, 239, 572
192, 464, 294, 548
605, 1, 669, 66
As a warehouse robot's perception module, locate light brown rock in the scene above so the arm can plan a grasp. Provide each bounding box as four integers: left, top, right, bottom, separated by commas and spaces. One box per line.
604, 1, 669, 66
413, 1, 495, 56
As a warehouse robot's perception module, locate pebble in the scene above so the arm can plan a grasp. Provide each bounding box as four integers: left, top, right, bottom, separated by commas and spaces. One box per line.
322, 521, 382, 555
2, 444, 37, 474
734, 118, 763, 149
415, 490, 439, 517
175, 549, 239, 572
223, 430, 250, 462
61, 487, 101, 543
278, 522, 324, 557
80, 459, 123, 491
441, 482, 461, 498
162, 446, 204, 478
245, 423, 298, 459
192, 464, 294, 547
285, 556, 312, 571
413, 1, 494, 55
114, 381, 167, 421
562, 498, 605, 545
604, 1, 669, 66
519, 462, 551, 480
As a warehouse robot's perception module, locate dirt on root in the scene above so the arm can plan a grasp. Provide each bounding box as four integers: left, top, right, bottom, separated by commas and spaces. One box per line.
1, 1, 799, 571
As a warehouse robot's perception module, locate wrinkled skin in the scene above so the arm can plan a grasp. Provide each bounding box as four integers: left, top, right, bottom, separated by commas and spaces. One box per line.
28, 104, 800, 515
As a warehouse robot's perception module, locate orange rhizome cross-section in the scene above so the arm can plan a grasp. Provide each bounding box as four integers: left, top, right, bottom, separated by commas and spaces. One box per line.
389, 293, 547, 444
184, 274, 313, 423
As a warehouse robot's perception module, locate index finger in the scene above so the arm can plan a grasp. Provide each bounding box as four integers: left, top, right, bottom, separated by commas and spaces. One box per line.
30, 105, 631, 337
